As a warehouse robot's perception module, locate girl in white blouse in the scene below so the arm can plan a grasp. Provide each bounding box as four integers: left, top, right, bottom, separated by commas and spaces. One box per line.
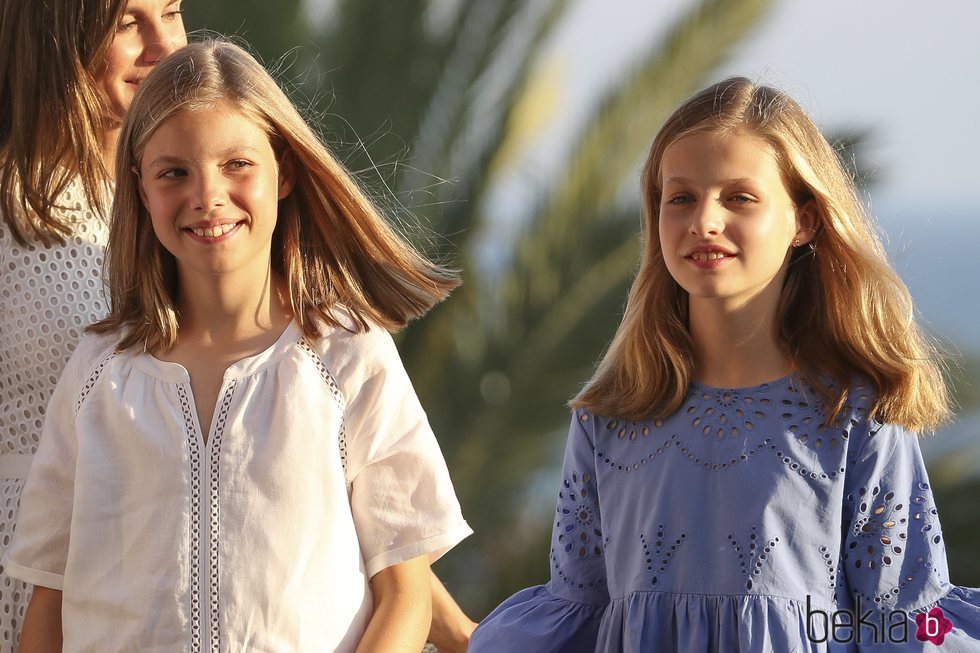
6, 39, 471, 653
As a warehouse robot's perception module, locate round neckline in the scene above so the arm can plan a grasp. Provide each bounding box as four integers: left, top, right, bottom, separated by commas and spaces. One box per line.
130, 320, 302, 383
690, 372, 797, 393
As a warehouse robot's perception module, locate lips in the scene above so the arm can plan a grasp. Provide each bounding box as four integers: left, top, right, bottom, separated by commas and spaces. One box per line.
688, 251, 731, 261
683, 245, 736, 268
183, 220, 245, 241
684, 245, 736, 258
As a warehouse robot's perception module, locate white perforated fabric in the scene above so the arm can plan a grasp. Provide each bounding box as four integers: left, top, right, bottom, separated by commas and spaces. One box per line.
0, 182, 108, 651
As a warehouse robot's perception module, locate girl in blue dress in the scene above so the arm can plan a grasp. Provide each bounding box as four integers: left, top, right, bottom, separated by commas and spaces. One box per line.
469, 77, 980, 652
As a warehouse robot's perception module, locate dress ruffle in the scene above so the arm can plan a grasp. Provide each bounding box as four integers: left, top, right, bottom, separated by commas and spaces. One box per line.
469, 585, 603, 653
472, 584, 980, 652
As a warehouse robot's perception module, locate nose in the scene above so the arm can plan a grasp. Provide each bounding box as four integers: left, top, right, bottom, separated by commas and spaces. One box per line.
192, 170, 227, 212
688, 199, 724, 238
143, 22, 185, 64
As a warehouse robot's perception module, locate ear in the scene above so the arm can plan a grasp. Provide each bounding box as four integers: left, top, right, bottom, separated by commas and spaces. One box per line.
793, 199, 819, 246
277, 149, 296, 200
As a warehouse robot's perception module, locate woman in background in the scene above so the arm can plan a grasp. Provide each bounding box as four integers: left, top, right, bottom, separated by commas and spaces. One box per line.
0, 1, 185, 648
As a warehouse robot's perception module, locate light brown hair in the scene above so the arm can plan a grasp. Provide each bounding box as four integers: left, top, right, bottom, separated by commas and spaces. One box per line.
0, 0, 125, 245
90, 39, 459, 350
572, 76, 950, 433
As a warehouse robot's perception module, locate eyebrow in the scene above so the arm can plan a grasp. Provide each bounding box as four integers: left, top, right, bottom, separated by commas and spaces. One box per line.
124, 0, 181, 16
145, 146, 261, 169
662, 176, 757, 186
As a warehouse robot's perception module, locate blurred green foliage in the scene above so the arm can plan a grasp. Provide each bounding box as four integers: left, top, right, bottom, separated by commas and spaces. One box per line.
183, 0, 312, 64
951, 353, 980, 411
935, 477, 980, 583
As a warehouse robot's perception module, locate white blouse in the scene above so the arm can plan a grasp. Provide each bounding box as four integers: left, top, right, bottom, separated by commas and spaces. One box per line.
5, 315, 471, 652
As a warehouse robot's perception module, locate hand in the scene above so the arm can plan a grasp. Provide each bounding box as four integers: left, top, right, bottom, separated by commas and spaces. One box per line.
427, 571, 477, 653
19, 586, 63, 652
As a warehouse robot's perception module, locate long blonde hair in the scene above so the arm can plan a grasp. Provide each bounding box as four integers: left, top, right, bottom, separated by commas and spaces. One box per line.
572, 76, 950, 433
0, 0, 124, 245
90, 40, 460, 350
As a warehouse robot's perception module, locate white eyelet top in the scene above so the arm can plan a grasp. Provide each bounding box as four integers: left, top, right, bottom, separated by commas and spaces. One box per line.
0, 183, 108, 466
0, 181, 108, 650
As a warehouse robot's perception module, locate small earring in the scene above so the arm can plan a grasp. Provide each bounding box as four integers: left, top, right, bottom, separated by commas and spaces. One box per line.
792, 239, 801, 247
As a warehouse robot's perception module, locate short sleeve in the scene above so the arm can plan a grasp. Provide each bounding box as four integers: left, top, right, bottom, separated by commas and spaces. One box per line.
2, 334, 112, 589
840, 420, 980, 649
341, 326, 471, 578
469, 410, 607, 652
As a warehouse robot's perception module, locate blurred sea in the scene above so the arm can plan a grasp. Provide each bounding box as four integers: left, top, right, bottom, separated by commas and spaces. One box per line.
883, 209, 979, 355
883, 208, 980, 480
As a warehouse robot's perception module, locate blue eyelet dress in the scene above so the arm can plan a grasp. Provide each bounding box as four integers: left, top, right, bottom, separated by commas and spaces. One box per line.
469, 377, 980, 652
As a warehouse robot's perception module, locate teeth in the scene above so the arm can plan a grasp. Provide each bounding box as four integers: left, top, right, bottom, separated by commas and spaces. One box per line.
691, 251, 730, 261
191, 223, 237, 238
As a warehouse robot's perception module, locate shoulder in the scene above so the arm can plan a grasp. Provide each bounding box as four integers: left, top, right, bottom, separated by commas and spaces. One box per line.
68, 330, 121, 372
49, 330, 121, 411
791, 373, 882, 436
837, 379, 922, 466
301, 308, 404, 389
568, 407, 612, 449
307, 305, 398, 358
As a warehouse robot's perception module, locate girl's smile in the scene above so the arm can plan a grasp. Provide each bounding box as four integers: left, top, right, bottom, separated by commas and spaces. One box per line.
684, 245, 738, 269
184, 219, 245, 242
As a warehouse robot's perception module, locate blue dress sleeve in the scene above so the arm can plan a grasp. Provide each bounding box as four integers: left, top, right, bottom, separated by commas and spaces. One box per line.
840, 419, 980, 650
469, 409, 608, 652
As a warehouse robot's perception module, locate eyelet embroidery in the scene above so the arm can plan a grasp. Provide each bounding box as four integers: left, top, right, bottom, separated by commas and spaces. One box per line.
207, 382, 236, 651
768, 444, 841, 481
727, 526, 780, 590
603, 416, 661, 441
640, 526, 687, 587
844, 480, 947, 607
780, 382, 869, 455
847, 483, 908, 571
176, 382, 236, 652
819, 545, 839, 591
552, 469, 606, 591
597, 433, 674, 472
595, 379, 854, 478
854, 557, 936, 607
75, 350, 116, 412
687, 385, 772, 440
298, 339, 348, 478
672, 434, 771, 472
176, 385, 203, 652
911, 482, 943, 546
